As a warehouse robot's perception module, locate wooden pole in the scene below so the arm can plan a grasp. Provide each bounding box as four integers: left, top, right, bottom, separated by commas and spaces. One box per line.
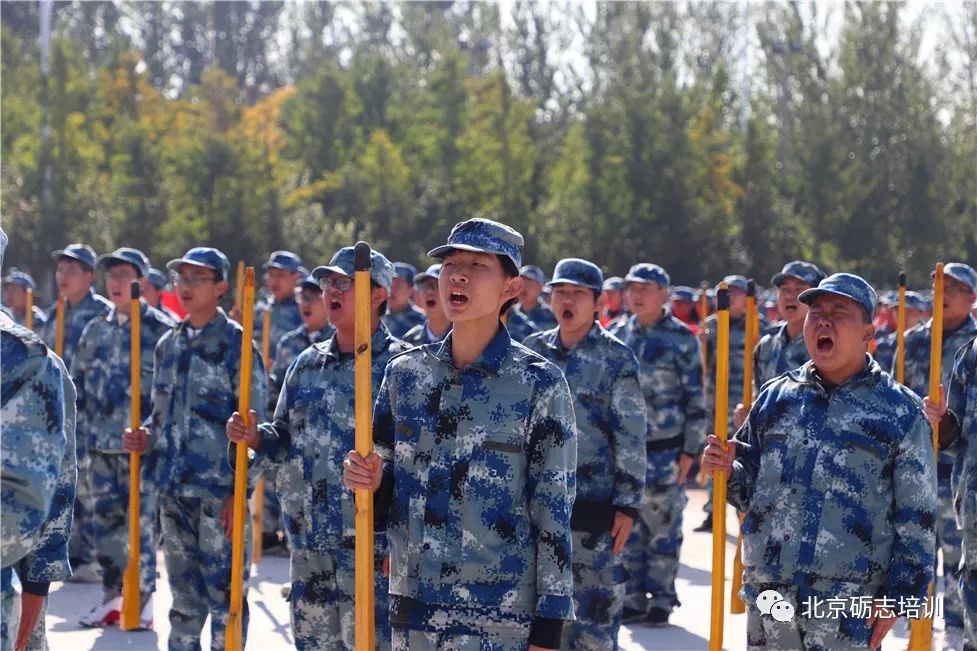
895, 272, 907, 385
121, 281, 142, 630
226, 267, 255, 651
729, 280, 756, 615
235, 261, 245, 313
25, 288, 34, 331
251, 309, 272, 567
353, 242, 376, 651
54, 294, 65, 357
906, 263, 943, 651
709, 284, 730, 651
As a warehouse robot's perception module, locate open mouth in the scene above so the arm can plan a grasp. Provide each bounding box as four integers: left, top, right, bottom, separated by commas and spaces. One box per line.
329, 300, 342, 310
301, 308, 313, 318
448, 291, 469, 307
179, 292, 193, 302
784, 303, 797, 313
816, 334, 834, 353
425, 299, 437, 309
562, 309, 574, 320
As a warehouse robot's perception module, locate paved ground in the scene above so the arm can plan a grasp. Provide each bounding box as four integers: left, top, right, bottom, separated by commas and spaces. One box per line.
43, 489, 941, 650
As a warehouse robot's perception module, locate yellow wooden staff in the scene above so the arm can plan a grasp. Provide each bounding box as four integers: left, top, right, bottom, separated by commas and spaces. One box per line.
354, 241, 376, 650
226, 267, 255, 651
121, 281, 143, 630
25, 288, 34, 331
709, 283, 731, 651
235, 261, 245, 314
906, 263, 943, 651
729, 280, 757, 614
251, 309, 272, 567
895, 271, 907, 384
55, 294, 65, 357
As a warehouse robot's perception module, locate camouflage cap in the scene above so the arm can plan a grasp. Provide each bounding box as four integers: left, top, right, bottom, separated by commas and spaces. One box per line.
2, 268, 35, 290
547, 258, 603, 291
166, 247, 230, 279
904, 291, 928, 312
519, 265, 546, 285
393, 262, 418, 283
771, 260, 827, 288
718, 274, 749, 292
799, 272, 877, 320
414, 263, 442, 284
428, 218, 524, 271
52, 243, 97, 270
625, 263, 670, 288
147, 268, 168, 290
601, 276, 624, 292
312, 245, 395, 290
671, 286, 695, 302
96, 247, 150, 277
263, 250, 303, 273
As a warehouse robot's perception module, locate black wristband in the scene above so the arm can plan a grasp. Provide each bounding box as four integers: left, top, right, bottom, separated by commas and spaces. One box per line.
21, 579, 50, 597
528, 616, 564, 649
616, 506, 640, 522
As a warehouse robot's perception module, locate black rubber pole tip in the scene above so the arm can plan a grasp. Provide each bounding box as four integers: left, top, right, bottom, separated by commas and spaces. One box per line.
747, 279, 756, 297
717, 287, 730, 311
130, 279, 140, 300
354, 241, 371, 271
898, 271, 906, 287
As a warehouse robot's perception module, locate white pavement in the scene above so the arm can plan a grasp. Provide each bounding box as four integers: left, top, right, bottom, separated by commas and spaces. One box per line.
45, 489, 942, 650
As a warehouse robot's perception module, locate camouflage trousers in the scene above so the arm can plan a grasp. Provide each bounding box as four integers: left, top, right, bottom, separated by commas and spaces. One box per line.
937, 475, 963, 631
89, 452, 158, 596
622, 484, 686, 614
389, 596, 532, 651
0, 567, 47, 651
259, 472, 284, 536
161, 494, 250, 651
563, 530, 627, 650
743, 580, 877, 651
68, 451, 95, 564
962, 527, 977, 649
289, 546, 391, 650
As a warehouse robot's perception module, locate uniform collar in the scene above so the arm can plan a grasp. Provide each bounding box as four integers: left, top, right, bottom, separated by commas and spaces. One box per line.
431, 323, 511, 376
539, 321, 602, 353
791, 354, 883, 391
106, 299, 148, 325
627, 308, 672, 333
175, 307, 228, 340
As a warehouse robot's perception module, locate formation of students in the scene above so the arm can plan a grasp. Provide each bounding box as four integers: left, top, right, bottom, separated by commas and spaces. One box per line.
2, 218, 977, 651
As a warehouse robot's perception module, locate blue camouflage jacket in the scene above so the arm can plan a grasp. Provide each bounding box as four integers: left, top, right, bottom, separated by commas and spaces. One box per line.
71, 302, 175, 454
611, 312, 706, 486
147, 309, 267, 498
946, 335, 977, 531
42, 288, 112, 370
255, 324, 408, 552
373, 326, 577, 621
254, 296, 303, 360
524, 323, 646, 530
727, 357, 936, 602
753, 322, 809, 393
383, 304, 426, 339
267, 323, 333, 411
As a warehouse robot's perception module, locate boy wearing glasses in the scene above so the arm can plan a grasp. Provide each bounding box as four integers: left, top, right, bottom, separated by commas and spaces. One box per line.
899, 262, 977, 648
344, 219, 577, 651
226, 246, 407, 649
123, 247, 267, 650
73, 248, 174, 628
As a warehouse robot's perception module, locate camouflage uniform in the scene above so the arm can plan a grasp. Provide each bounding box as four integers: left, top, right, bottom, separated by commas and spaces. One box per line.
150, 248, 267, 651
372, 216, 576, 651
41, 285, 110, 568
71, 300, 174, 600
873, 291, 927, 373
611, 287, 706, 619
516, 300, 557, 332
0, 312, 76, 651
946, 335, 977, 648
268, 324, 334, 413
401, 321, 450, 347
524, 272, 646, 651
728, 357, 936, 650
753, 323, 809, 392
255, 323, 406, 650
900, 310, 977, 637
504, 307, 539, 343
382, 304, 426, 339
